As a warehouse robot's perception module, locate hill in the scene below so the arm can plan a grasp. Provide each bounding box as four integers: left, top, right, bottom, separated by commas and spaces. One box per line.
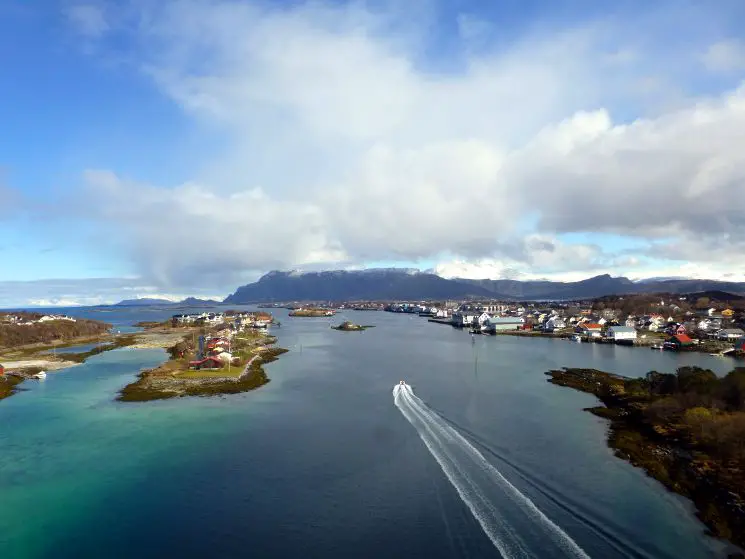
223, 269, 745, 303
114, 297, 221, 307
114, 298, 175, 306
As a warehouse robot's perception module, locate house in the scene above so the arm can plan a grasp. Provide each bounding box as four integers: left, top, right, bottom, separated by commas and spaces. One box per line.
606, 326, 637, 342
597, 317, 607, 326
625, 316, 637, 328
451, 312, 476, 327
717, 328, 745, 341
0, 364, 4, 376
544, 316, 566, 332
664, 334, 693, 349
577, 323, 603, 337
722, 309, 735, 318
189, 357, 223, 370
476, 312, 492, 327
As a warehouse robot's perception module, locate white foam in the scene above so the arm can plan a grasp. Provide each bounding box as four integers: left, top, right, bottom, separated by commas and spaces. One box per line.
393, 384, 590, 559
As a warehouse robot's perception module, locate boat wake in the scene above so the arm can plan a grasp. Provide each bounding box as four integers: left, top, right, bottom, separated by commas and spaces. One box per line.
393, 384, 590, 559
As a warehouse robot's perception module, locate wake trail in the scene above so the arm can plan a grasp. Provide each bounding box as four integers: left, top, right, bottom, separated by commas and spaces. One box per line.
393, 384, 591, 559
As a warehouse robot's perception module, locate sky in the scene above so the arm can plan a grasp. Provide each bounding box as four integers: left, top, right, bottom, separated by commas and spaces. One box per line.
1, 0, 745, 306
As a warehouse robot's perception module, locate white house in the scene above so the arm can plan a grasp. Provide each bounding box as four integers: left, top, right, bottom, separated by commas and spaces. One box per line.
476, 312, 492, 327
606, 326, 638, 342
451, 312, 476, 327
717, 328, 745, 341
544, 316, 566, 332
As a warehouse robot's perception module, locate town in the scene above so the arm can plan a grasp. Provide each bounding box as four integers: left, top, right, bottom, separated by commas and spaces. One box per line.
265, 292, 745, 355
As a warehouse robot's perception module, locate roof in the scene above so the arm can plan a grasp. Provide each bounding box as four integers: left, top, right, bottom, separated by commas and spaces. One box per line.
608, 326, 636, 333
488, 317, 524, 323
581, 323, 602, 329
672, 334, 693, 344
719, 329, 745, 334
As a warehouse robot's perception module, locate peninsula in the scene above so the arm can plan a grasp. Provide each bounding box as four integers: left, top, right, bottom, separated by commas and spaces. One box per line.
117, 312, 287, 402
547, 366, 745, 550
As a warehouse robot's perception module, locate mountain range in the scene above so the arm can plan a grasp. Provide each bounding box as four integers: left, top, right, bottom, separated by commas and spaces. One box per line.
113, 297, 221, 307
222, 269, 745, 303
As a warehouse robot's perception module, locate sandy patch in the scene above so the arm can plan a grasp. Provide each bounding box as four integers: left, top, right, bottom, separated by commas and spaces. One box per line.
0, 359, 80, 372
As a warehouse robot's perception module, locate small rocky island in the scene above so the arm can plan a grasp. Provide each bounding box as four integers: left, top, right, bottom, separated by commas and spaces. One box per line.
547, 366, 745, 552
330, 320, 374, 331
289, 308, 335, 317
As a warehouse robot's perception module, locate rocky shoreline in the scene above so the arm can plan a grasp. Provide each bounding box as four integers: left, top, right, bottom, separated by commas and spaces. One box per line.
547, 367, 745, 555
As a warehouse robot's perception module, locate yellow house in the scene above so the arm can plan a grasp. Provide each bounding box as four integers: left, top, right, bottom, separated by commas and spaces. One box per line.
722, 308, 735, 318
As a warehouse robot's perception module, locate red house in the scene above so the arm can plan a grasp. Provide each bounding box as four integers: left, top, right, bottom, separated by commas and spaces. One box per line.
0, 364, 5, 376
665, 333, 693, 349
188, 357, 223, 370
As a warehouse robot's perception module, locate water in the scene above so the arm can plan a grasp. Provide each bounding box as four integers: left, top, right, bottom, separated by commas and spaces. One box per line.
0, 309, 740, 558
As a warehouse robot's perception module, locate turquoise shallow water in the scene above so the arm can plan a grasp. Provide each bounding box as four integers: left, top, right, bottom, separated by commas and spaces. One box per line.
0, 308, 741, 558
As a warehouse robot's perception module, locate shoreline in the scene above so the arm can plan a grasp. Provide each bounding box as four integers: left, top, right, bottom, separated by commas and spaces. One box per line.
547, 367, 745, 555
428, 319, 740, 357
0, 328, 202, 403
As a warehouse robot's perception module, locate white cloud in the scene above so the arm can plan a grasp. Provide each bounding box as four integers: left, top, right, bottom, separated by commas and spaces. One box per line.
51, 0, 745, 289
701, 39, 745, 73
64, 3, 109, 38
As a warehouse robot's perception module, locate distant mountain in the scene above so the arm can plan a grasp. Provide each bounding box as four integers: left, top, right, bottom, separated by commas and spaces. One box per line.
223, 269, 745, 303
223, 269, 493, 303
176, 297, 221, 306
114, 297, 221, 307
114, 298, 175, 306
459, 275, 745, 300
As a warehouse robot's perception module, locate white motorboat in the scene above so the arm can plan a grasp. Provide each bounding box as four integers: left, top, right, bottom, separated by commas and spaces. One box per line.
33, 371, 47, 379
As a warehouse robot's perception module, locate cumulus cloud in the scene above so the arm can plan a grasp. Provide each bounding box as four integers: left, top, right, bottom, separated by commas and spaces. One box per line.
50, 0, 745, 289
701, 40, 745, 73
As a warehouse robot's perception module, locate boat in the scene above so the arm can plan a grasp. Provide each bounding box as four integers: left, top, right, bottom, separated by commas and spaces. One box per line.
33, 371, 47, 379
252, 320, 269, 329
650, 344, 663, 350
572, 335, 582, 342
399, 380, 406, 386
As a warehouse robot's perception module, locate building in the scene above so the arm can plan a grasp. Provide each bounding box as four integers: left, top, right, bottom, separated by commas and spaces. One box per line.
451, 312, 477, 328
717, 328, 745, 341
576, 323, 603, 337
484, 316, 525, 332
734, 337, 745, 352
0, 364, 4, 376
606, 326, 637, 342
664, 333, 693, 349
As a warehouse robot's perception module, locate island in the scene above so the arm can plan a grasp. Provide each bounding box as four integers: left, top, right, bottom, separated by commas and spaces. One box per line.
547, 366, 745, 551
330, 320, 374, 331
117, 313, 287, 402
289, 308, 336, 317
0, 312, 126, 401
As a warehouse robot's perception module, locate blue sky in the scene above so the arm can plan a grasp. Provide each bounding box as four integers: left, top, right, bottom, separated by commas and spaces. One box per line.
1, 0, 745, 306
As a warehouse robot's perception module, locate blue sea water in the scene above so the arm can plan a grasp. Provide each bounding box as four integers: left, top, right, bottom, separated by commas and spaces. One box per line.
0, 308, 740, 558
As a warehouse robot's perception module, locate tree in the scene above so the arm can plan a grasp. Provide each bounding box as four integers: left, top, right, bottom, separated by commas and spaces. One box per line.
676, 366, 718, 395
720, 368, 745, 411
695, 297, 711, 310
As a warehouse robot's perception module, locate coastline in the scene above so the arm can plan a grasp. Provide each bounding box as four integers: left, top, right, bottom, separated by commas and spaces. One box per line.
547, 367, 745, 554
0, 328, 202, 403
